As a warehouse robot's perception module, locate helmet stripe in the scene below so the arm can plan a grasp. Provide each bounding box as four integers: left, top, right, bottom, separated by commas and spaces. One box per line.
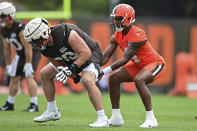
111, 4, 119, 15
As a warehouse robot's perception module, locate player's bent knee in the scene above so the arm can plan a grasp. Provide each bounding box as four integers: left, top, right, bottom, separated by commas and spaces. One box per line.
134, 76, 145, 86
81, 77, 95, 87
40, 69, 51, 80
25, 77, 34, 83
10, 78, 20, 86
109, 73, 120, 83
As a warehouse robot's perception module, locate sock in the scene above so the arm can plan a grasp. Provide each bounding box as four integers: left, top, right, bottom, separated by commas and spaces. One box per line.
7, 95, 15, 104
97, 109, 106, 119
30, 97, 38, 105
146, 110, 155, 120
112, 109, 121, 116
47, 100, 58, 112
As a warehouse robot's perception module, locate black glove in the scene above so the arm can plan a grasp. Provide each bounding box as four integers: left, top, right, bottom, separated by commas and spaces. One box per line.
73, 75, 81, 84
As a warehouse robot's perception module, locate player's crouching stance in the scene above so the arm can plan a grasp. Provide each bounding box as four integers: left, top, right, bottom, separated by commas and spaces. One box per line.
23, 18, 109, 127
98, 4, 166, 128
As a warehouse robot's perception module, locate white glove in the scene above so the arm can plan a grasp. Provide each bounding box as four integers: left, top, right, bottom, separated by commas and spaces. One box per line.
23, 63, 34, 78
6, 65, 13, 76
56, 66, 72, 84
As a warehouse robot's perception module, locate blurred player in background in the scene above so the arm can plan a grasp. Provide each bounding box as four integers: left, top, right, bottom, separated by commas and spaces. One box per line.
23, 18, 109, 127
0, 2, 41, 112
99, 4, 166, 128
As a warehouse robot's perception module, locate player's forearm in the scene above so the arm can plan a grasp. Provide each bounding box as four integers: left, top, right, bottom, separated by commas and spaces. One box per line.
101, 48, 114, 66
102, 57, 128, 75
101, 56, 110, 66
24, 46, 32, 63
73, 51, 91, 67
111, 57, 129, 71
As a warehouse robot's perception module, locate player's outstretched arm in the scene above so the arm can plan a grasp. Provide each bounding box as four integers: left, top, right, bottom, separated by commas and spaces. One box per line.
101, 34, 117, 66
20, 30, 35, 77
20, 30, 32, 63
110, 40, 146, 70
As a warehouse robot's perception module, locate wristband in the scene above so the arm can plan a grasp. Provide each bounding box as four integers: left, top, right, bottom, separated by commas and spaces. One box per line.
68, 64, 78, 73
102, 66, 112, 75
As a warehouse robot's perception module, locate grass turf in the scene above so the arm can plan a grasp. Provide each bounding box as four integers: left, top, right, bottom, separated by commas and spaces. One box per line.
0, 93, 196, 131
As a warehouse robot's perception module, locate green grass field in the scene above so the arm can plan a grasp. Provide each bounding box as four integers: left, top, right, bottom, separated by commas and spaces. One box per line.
0, 92, 196, 131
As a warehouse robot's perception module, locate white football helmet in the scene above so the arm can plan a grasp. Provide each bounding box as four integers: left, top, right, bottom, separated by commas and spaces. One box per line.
0, 2, 16, 27
23, 18, 50, 50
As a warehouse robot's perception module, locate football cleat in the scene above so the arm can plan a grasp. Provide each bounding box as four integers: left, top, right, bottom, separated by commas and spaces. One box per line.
0, 101, 14, 111
89, 116, 109, 128
33, 110, 61, 122
23, 103, 38, 112
109, 114, 124, 126
139, 118, 158, 128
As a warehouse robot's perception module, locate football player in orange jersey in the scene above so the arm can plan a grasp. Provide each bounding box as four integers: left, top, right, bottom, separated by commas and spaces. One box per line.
98, 4, 166, 128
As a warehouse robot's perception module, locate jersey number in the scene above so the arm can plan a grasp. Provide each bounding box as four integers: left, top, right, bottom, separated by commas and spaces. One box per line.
54, 52, 78, 62
131, 55, 140, 63
7, 38, 23, 51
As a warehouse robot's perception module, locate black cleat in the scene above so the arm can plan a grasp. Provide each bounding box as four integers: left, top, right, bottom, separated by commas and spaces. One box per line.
0, 101, 14, 111
23, 103, 38, 112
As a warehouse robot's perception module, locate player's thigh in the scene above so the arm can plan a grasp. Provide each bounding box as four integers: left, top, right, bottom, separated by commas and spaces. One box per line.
137, 62, 166, 84
40, 62, 57, 79
118, 62, 140, 82
12, 55, 24, 77
81, 71, 96, 85
109, 66, 137, 83
81, 63, 98, 84
143, 62, 166, 82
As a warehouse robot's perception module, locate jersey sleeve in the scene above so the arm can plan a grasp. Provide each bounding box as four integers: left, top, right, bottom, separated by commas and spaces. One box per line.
128, 30, 147, 43
17, 22, 25, 32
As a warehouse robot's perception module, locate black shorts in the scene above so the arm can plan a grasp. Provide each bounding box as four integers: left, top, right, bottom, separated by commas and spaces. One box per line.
11, 49, 41, 77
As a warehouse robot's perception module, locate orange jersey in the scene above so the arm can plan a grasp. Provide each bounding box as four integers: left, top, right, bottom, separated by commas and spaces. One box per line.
114, 25, 165, 68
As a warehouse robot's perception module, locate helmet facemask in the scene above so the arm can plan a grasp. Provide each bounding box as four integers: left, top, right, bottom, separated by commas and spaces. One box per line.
30, 37, 48, 50
110, 14, 129, 32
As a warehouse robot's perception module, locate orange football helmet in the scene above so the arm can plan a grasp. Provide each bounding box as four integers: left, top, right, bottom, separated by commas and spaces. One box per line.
110, 4, 135, 32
